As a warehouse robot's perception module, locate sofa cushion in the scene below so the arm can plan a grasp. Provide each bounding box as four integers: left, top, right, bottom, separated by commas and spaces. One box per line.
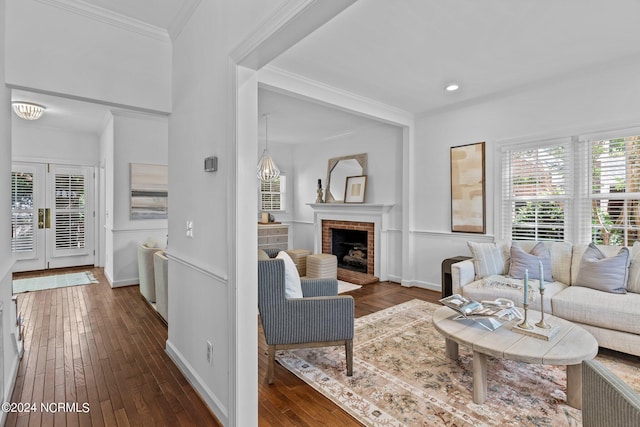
552, 286, 640, 335
626, 242, 640, 294
517, 241, 573, 285
461, 275, 567, 314
571, 244, 628, 286
574, 243, 629, 294
276, 251, 303, 298
467, 241, 510, 279
509, 242, 553, 281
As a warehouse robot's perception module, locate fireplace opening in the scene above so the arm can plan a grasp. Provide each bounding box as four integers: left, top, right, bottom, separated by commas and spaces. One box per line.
331, 229, 368, 273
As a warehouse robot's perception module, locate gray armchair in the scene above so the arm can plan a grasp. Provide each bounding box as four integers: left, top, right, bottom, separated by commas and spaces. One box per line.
582, 359, 640, 427
258, 258, 354, 384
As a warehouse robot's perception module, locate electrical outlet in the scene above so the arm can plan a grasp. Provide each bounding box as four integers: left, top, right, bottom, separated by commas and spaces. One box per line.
206, 341, 213, 365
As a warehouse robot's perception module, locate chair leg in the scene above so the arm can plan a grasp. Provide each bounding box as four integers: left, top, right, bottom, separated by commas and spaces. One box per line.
267, 345, 276, 384
345, 340, 353, 376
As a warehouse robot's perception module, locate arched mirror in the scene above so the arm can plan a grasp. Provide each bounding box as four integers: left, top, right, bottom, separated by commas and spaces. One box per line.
325, 153, 367, 203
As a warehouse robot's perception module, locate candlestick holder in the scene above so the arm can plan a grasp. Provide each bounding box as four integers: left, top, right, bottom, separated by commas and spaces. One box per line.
517, 303, 533, 330
316, 185, 324, 203
535, 287, 551, 329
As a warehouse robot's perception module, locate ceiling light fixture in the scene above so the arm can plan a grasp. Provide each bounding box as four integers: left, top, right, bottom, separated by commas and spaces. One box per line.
12, 101, 46, 120
256, 114, 280, 182
445, 83, 460, 92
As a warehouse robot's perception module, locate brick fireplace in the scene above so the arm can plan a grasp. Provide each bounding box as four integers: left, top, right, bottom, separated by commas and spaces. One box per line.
322, 220, 377, 284
308, 203, 393, 285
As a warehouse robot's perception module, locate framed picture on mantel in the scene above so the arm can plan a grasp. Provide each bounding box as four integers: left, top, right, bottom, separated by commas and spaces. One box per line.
450, 142, 485, 233
344, 175, 367, 203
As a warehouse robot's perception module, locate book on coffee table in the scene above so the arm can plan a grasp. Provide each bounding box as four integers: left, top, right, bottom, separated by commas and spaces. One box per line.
439, 294, 522, 331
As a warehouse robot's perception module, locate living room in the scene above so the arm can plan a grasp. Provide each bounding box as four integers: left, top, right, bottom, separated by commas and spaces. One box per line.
3, 0, 640, 425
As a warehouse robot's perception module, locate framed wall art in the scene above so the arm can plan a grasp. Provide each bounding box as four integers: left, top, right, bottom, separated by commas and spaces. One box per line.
130, 163, 168, 220
450, 142, 485, 233
344, 175, 367, 203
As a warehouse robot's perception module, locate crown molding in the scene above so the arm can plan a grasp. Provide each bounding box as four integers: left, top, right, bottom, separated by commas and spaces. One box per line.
167, 0, 202, 41
259, 65, 414, 127
36, 0, 170, 42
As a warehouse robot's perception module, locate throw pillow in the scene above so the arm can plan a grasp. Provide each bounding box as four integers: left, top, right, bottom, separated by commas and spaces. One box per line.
574, 243, 629, 294
258, 248, 271, 260
276, 251, 303, 298
627, 242, 640, 293
467, 241, 510, 279
508, 242, 553, 281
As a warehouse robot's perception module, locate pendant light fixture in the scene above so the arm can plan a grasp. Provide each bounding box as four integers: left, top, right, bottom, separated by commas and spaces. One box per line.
256, 113, 280, 182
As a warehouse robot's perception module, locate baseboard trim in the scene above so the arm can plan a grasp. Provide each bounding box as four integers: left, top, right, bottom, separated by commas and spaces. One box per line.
401, 279, 441, 293
165, 340, 228, 425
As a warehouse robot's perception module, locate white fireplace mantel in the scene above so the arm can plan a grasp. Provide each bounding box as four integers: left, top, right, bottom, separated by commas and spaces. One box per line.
307, 203, 394, 280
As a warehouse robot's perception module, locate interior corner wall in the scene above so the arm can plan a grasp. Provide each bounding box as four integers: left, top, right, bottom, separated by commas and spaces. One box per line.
4, 0, 171, 113
105, 111, 168, 287
289, 124, 404, 279
411, 59, 640, 290
0, 0, 22, 422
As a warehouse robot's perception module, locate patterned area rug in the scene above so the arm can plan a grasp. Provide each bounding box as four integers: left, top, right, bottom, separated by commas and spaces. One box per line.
277, 299, 640, 427
13, 271, 99, 293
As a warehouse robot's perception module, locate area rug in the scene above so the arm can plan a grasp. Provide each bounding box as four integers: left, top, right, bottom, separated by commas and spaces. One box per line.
13, 271, 99, 293
338, 280, 362, 294
277, 299, 640, 427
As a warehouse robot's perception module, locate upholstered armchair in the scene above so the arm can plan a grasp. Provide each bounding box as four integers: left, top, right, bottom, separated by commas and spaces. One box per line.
137, 244, 159, 303
582, 359, 640, 427
258, 257, 354, 384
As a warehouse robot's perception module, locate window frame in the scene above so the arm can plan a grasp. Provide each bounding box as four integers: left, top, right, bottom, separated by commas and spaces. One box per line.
259, 174, 286, 212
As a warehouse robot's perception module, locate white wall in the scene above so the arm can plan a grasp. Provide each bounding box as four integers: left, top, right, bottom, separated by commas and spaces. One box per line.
103, 111, 168, 287
411, 58, 640, 289
168, 1, 282, 425
5, 0, 171, 113
0, 0, 22, 422
12, 121, 100, 165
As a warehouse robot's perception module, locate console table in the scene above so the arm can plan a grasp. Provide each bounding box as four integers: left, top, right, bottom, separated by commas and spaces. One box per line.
441, 256, 471, 298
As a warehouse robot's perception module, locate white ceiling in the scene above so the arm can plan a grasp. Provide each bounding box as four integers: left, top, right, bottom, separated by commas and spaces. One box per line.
11, 0, 640, 137
272, 0, 640, 114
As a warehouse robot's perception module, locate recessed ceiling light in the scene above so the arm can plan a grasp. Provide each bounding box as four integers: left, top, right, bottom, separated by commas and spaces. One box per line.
445, 83, 460, 92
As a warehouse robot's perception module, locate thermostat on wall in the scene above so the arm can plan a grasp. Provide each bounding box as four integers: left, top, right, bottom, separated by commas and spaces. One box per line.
204, 156, 218, 172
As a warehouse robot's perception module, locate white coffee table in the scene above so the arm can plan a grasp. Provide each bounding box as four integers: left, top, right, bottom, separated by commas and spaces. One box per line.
432, 306, 598, 409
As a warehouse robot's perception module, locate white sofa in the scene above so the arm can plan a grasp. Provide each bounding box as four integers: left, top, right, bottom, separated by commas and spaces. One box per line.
452, 241, 640, 357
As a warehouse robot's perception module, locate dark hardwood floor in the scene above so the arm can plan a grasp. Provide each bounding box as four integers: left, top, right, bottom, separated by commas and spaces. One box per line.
10, 267, 441, 426
9, 267, 220, 427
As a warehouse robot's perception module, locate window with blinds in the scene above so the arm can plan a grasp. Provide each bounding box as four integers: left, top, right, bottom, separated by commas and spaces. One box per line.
590, 135, 640, 246
11, 172, 35, 253
55, 173, 86, 249
501, 141, 571, 241
260, 175, 286, 211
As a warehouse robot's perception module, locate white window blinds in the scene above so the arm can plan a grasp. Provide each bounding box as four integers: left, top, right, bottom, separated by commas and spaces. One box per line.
54, 173, 86, 249
11, 172, 35, 253
588, 135, 640, 246
260, 175, 286, 211
501, 139, 572, 241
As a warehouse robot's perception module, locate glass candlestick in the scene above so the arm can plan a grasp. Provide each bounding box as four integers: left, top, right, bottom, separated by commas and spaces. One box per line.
517, 303, 533, 330
535, 287, 551, 329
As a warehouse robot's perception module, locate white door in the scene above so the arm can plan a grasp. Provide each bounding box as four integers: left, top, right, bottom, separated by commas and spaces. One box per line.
11, 162, 95, 272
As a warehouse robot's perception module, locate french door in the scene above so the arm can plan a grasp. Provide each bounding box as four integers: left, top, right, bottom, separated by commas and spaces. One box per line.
11, 162, 95, 272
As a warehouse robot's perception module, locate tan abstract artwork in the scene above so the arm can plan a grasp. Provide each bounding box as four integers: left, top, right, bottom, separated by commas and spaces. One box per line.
451, 142, 485, 233
130, 163, 168, 220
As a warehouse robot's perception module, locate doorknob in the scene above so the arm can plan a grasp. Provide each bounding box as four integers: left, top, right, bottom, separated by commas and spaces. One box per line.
38, 209, 45, 229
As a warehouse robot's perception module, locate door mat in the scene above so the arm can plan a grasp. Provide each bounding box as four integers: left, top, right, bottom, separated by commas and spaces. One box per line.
13, 271, 99, 294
